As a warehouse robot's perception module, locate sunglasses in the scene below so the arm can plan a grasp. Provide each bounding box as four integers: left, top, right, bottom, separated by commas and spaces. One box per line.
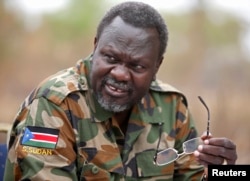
153, 96, 210, 166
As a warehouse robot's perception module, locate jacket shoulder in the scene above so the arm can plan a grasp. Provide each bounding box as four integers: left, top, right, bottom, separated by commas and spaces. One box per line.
28, 60, 88, 106
150, 79, 188, 106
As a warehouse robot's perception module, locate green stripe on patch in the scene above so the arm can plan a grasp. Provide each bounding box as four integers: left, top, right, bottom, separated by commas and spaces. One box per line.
23, 140, 56, 149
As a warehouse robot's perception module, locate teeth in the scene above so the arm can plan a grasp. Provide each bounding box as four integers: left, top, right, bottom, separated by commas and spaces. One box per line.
117, 89, 122, 93
109, 85, 117, 91
109, 85, 123, 92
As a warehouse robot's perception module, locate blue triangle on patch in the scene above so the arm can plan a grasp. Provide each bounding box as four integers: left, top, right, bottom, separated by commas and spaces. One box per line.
21, 127, 34, 144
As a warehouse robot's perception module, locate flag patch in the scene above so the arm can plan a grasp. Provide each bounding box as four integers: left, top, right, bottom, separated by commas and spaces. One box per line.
21, 126, 59, 149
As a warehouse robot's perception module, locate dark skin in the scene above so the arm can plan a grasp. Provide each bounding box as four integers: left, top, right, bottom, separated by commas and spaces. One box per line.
90, 16, 162, 126
90, 16, 237, 175
194, 133, 237, 177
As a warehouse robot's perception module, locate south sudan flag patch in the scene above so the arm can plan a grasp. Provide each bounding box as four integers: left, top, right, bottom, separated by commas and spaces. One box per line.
21, 126, 59, 149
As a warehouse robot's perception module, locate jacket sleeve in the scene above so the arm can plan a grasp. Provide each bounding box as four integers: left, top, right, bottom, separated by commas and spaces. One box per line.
4, 96, 78, 181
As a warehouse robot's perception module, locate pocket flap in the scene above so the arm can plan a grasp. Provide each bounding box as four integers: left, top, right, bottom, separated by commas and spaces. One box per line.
136, 150, 174, 177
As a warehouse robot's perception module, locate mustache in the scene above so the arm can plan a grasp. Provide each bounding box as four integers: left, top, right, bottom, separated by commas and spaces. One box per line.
102, 77, 132, 92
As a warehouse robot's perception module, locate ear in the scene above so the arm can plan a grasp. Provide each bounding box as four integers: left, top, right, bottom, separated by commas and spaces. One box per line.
152, 56, 163, 81
155, 56, 163, 74
94, 37, 98, 50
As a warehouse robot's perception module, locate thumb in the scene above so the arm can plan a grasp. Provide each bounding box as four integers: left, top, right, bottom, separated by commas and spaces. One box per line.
200, 131, 212, 140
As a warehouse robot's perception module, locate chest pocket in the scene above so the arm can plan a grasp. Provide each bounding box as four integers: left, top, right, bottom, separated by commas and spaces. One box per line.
78, 147, 125, 181
135, 150, 174, 178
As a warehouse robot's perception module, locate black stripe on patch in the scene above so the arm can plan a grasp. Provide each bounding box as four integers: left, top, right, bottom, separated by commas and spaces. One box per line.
27, 126, 59, 135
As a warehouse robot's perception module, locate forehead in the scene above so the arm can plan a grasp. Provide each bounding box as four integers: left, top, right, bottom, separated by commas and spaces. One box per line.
98, 16, 160, 51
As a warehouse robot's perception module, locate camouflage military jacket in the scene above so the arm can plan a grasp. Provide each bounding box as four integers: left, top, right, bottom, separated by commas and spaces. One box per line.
4, 56, 204, 181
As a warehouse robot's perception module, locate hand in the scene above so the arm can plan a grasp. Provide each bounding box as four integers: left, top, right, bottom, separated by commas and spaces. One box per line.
194, 134, 237, 166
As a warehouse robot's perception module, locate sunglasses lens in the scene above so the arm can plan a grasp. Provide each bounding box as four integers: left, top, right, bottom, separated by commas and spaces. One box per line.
183, 137, 203, 153
156, 149, 178, 165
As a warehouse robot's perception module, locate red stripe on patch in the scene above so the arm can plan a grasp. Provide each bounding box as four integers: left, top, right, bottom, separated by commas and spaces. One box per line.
33, 133, 58, 143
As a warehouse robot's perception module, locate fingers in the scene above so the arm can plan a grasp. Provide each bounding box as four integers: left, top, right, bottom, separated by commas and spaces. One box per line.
194, 137, 237, 165
207, 139, 237, 161
207, 137, 236, 150
194, 146, 225, 166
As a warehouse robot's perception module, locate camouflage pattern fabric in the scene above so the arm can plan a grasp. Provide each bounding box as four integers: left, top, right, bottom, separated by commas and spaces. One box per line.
4, 55, 204, 180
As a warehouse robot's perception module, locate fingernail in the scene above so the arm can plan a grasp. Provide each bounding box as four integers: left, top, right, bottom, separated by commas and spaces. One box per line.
198, 144, 203, 151
194, 150, 200, 157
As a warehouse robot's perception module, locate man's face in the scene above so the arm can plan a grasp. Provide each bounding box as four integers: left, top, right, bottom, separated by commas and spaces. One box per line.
90, 16, 162, 112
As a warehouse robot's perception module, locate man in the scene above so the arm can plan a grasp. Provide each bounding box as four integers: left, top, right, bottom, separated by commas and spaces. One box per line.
4, 1, 237, 180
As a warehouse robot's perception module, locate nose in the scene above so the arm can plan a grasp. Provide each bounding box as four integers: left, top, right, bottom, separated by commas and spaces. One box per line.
110, 64, 130, 81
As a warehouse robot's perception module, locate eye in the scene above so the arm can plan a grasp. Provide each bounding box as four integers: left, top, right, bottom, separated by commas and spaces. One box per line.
103, 54, 117, 64
130, 63, 145, 73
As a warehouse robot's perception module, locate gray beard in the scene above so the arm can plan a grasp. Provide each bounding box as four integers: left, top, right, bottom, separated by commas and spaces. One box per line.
96, 92, 131, 112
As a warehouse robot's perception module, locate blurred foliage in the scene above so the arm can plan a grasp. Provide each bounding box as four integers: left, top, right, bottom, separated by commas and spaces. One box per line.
0, 1, 24, 63
44, 0, 105, 42
0, 0, 249, 164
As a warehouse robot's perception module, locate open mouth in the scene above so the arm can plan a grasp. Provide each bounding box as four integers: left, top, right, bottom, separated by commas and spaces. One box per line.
108, 84, 127, 93
105, 83, 129, 97
103, 78, 131, 98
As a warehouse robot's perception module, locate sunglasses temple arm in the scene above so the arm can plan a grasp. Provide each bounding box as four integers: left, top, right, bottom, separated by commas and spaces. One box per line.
198, 96, 210, 137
